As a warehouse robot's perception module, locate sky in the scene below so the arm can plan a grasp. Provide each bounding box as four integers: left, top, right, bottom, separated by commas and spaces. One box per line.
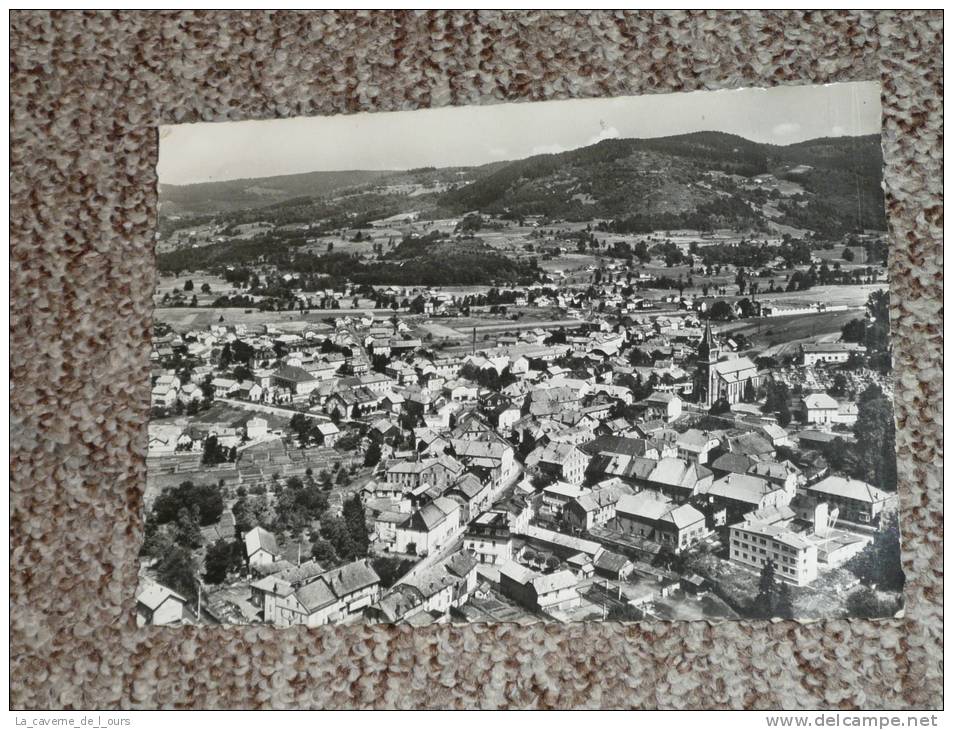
158, 81, 881, 186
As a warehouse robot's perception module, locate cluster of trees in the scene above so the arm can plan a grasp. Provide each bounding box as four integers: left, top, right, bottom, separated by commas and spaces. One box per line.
763, 380, 793, 426
370, 556, 415, 589
839, 290, 892, 372
201, 435, 237, 466
310, 495, 369, 564
851, 384, 897, 491
847, 512, 904, 594
140, 481, 230, 598
289, 413, 331, 448
747, 559, 795, 619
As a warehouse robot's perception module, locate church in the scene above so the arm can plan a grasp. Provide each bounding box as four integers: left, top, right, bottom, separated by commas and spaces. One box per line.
695, 321, 761, 408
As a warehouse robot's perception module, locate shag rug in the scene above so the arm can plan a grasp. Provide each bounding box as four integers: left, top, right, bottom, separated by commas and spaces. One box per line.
10, 10, 942, 710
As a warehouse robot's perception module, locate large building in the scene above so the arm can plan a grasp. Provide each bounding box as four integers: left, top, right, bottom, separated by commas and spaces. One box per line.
695, 321, 761, 407
729, 520, 818, 586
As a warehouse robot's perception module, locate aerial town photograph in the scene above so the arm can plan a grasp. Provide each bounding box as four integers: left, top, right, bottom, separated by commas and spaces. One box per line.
138, 80, 903, 627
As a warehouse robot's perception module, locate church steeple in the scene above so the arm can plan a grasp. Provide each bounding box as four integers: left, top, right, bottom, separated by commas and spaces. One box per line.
698, 319, 719, 363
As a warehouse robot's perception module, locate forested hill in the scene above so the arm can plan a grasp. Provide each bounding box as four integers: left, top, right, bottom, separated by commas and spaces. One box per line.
159, 169, 399, 216
438, 132, 886, 235
159, 132, 885, 237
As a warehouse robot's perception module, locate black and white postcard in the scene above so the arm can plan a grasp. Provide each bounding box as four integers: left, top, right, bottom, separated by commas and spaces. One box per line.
140, 81, 903, 626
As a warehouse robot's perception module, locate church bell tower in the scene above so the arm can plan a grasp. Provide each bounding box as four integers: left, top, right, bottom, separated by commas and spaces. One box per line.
697, 320, 720, 407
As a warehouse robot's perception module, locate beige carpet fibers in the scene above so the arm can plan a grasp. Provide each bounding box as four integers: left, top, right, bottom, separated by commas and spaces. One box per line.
10, 10, 942, 709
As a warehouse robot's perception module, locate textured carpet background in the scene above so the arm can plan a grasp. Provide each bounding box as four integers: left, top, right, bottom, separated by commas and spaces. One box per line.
10, 10, 942, 710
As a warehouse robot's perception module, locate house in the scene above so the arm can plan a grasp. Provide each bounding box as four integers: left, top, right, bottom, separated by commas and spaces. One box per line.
244, 526, 281, 567
498, 562, 582, 614
540, 481, 588, 519
729, 520, 818, 586
676, 429, 721, 465
314, 421, 340, 447
747, 460, 800, 499
646, 457, 715, 503
444, 472, 492, 521
211, 377, 239, 398
463, 510, 514, 565
371, 510, 409, 551
563, 479, 634, 532
490, 403, 522, 434
449, 437, 517, 487
636, 391, 683, 423
245, 416, 269, 440
800, 342, 866, 367
579, 435, 662, 463
385, 455, 465, 491
136, 580, 188, 626
526, 442, 589, 485
151, 384, 179, 408
805, 475, 898, 525
366, 550, 477, 623
257, 559, 382, 627
395, 496, 461, 556
702, 473, 791, 523
760, 422, 791, 447
801, 393, 840, 427
614, 491, 707, 553
271, 364, 323, 396
593, 550, 634, 580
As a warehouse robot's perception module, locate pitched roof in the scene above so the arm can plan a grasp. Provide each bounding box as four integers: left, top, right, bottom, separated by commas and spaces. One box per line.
803, 393, 840, 410
660, 503, 705, 529
808, 475, 892, 504
137, 581, 187, 611
616, 491, 673, 521
593, 550, 632, 573
532, 569, 578, 595
322, 559, 380, 597
273, 364, 318, 383
244, 526, 280, 558
295, 578, 338, 612
705, 474, 777, 505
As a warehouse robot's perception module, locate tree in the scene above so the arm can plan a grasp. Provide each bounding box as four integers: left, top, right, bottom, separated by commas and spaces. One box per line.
371, 556, 414, 589
847, 512, 904, 592
152, 481, 224, 526
204, 538, 243, 584
828, 372, 849, 397
320, 514, 358, 562
200, 282, 212, 294
202, 435, 228, 466
155, 546, 198, 603
173, 506, 204, 549
310, 537, 337, 564
364, 440, 382, 467
775, 581, 794, 619
852, 385, 897, 490
342, 495, 370, 557
183, 279, 194, 291
743, 380, 756, 403
845, 586, 901, 618
709, 300, 733, 320
749, 559, 778, 618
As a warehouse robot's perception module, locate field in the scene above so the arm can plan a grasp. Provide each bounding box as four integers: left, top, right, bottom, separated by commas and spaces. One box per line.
155, 307, 339, 332
720, 310, 862, 354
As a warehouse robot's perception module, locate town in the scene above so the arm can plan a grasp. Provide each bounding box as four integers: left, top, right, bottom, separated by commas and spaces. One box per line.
139, 214, 902, 627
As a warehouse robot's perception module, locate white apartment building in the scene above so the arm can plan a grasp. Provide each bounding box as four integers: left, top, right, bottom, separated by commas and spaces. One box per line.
729, 520, 818, 586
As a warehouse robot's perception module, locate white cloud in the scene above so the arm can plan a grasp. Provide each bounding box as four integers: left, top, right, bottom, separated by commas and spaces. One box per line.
586, 125, 621, 145
772, 122, 801, 137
